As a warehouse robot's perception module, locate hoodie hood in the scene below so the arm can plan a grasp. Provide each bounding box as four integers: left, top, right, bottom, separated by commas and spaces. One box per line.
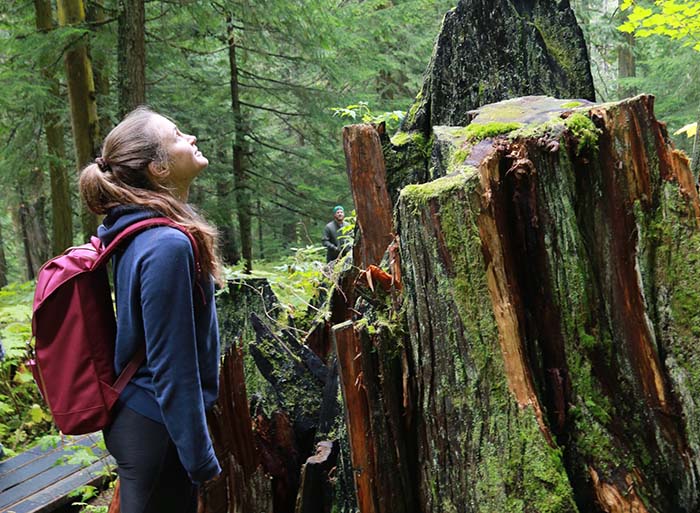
98, 205, 164, 247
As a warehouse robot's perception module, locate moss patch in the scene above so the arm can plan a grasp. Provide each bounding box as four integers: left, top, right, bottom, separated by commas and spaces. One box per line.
457, 121, 523, 142
564, 112, 600, 154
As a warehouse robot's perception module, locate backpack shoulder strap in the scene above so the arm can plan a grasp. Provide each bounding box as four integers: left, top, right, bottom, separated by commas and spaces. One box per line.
94, 217, 202, 276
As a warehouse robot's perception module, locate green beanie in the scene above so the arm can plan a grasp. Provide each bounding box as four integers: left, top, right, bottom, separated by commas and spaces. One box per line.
333, 205, 344, 214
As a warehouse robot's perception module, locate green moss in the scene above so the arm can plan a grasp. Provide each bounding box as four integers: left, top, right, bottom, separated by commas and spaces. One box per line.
561, 101, 583, 108
532, 16, 586, 80
449, 147, 470, 169
405, 89, 424, 125
578, 327, 597, 351
564, 112, 601, 154
456, 121, 523, 142
400, 169, 476, 208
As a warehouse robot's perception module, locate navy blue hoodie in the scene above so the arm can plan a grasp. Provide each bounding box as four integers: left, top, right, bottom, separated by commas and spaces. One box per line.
99, 205, 221, 484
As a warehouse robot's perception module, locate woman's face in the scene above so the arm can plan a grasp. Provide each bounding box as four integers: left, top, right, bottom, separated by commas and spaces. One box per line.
151, 114, 208, 193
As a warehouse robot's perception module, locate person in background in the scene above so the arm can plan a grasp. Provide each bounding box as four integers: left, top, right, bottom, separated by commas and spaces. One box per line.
322, 205, 349, 263
79, 107, 222, 513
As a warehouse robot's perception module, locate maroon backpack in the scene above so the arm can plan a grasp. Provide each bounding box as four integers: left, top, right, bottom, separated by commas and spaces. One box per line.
30, 217, 199, 435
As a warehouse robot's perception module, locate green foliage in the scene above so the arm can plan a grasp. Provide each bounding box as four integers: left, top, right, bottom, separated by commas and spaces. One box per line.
619, 0, 700, 50
331, 101, 405, 131
0, 282, 53, 455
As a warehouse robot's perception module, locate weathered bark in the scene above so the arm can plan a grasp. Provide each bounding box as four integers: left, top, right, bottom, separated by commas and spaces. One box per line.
56, 0, 99, 239
257, 198, 265, 260
343, 124, 394, 268
18, 183, 50, 280
333, 322, 378, 513
388, 0, 595, 201
34, 0, 73, 255
334, 319, 417, 513
117, 0, 146, 116
87, 0, 113, 143
217, 278, 280, 350
227, 14, 253, 273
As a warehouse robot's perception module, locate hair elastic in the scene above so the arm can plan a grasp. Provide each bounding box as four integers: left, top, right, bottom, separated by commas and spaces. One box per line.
95, 157, 111, 173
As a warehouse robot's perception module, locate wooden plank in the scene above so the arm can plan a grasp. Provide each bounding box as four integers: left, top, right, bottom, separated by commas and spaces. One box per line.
0, 434, 107, 511
2, 457, 113, 513
0, 435, 102, 495
0, 447, 50, 481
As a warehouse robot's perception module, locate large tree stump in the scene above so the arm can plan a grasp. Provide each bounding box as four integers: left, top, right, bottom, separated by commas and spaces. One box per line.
386, 0, 596, 202
390, 94, 700, 512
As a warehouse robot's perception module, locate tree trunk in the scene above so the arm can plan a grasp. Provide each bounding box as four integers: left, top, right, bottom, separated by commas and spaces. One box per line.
200, 342, 273, 513
56, 0, 99, 240
117, 0, 146, 116
257, 198, 265, 261
227, 14, 253, 273
34, 0, 73, 255
87, 0, 113, 141
18, 201, 36, 281
0, 221, 8, 288
617, 0, 637, 99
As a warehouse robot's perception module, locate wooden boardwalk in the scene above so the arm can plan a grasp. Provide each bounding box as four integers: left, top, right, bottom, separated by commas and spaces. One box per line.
0, 433, 114, 513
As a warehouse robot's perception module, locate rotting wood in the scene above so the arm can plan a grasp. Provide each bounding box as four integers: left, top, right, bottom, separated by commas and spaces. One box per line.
392, 95, 700, 511
199, 342, 272, 513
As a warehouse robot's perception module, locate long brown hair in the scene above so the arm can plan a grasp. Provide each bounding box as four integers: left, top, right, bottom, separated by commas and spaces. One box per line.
79, 107, 222, 283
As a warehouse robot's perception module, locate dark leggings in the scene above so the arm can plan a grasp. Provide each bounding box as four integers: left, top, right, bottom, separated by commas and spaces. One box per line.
103, 406, 198, 513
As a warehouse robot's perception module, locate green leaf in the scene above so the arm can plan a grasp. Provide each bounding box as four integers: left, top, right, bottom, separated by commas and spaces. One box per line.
628, 6, 653, 23
29, 404, 44, 423
674, 122, 698, 138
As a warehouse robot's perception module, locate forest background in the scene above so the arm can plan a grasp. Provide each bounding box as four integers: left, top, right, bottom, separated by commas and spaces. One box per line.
0, 0, 698, 285
0, 0, 698, 453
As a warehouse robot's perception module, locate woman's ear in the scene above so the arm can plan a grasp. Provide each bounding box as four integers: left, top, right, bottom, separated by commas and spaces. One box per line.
148, 161, 169, 180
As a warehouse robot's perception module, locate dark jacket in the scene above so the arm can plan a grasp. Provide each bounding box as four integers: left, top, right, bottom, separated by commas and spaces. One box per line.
322, 220, 348, 262
98, 205, 221, 484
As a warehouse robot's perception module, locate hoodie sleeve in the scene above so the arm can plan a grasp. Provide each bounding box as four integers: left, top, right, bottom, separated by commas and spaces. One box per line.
138, 230, 221, 484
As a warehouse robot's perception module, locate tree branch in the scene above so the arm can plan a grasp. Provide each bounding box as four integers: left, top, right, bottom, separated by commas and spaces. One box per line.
240, 101, 302, 116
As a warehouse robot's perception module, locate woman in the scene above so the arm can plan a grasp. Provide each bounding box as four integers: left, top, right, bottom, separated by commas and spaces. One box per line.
80, 107, 222, 513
